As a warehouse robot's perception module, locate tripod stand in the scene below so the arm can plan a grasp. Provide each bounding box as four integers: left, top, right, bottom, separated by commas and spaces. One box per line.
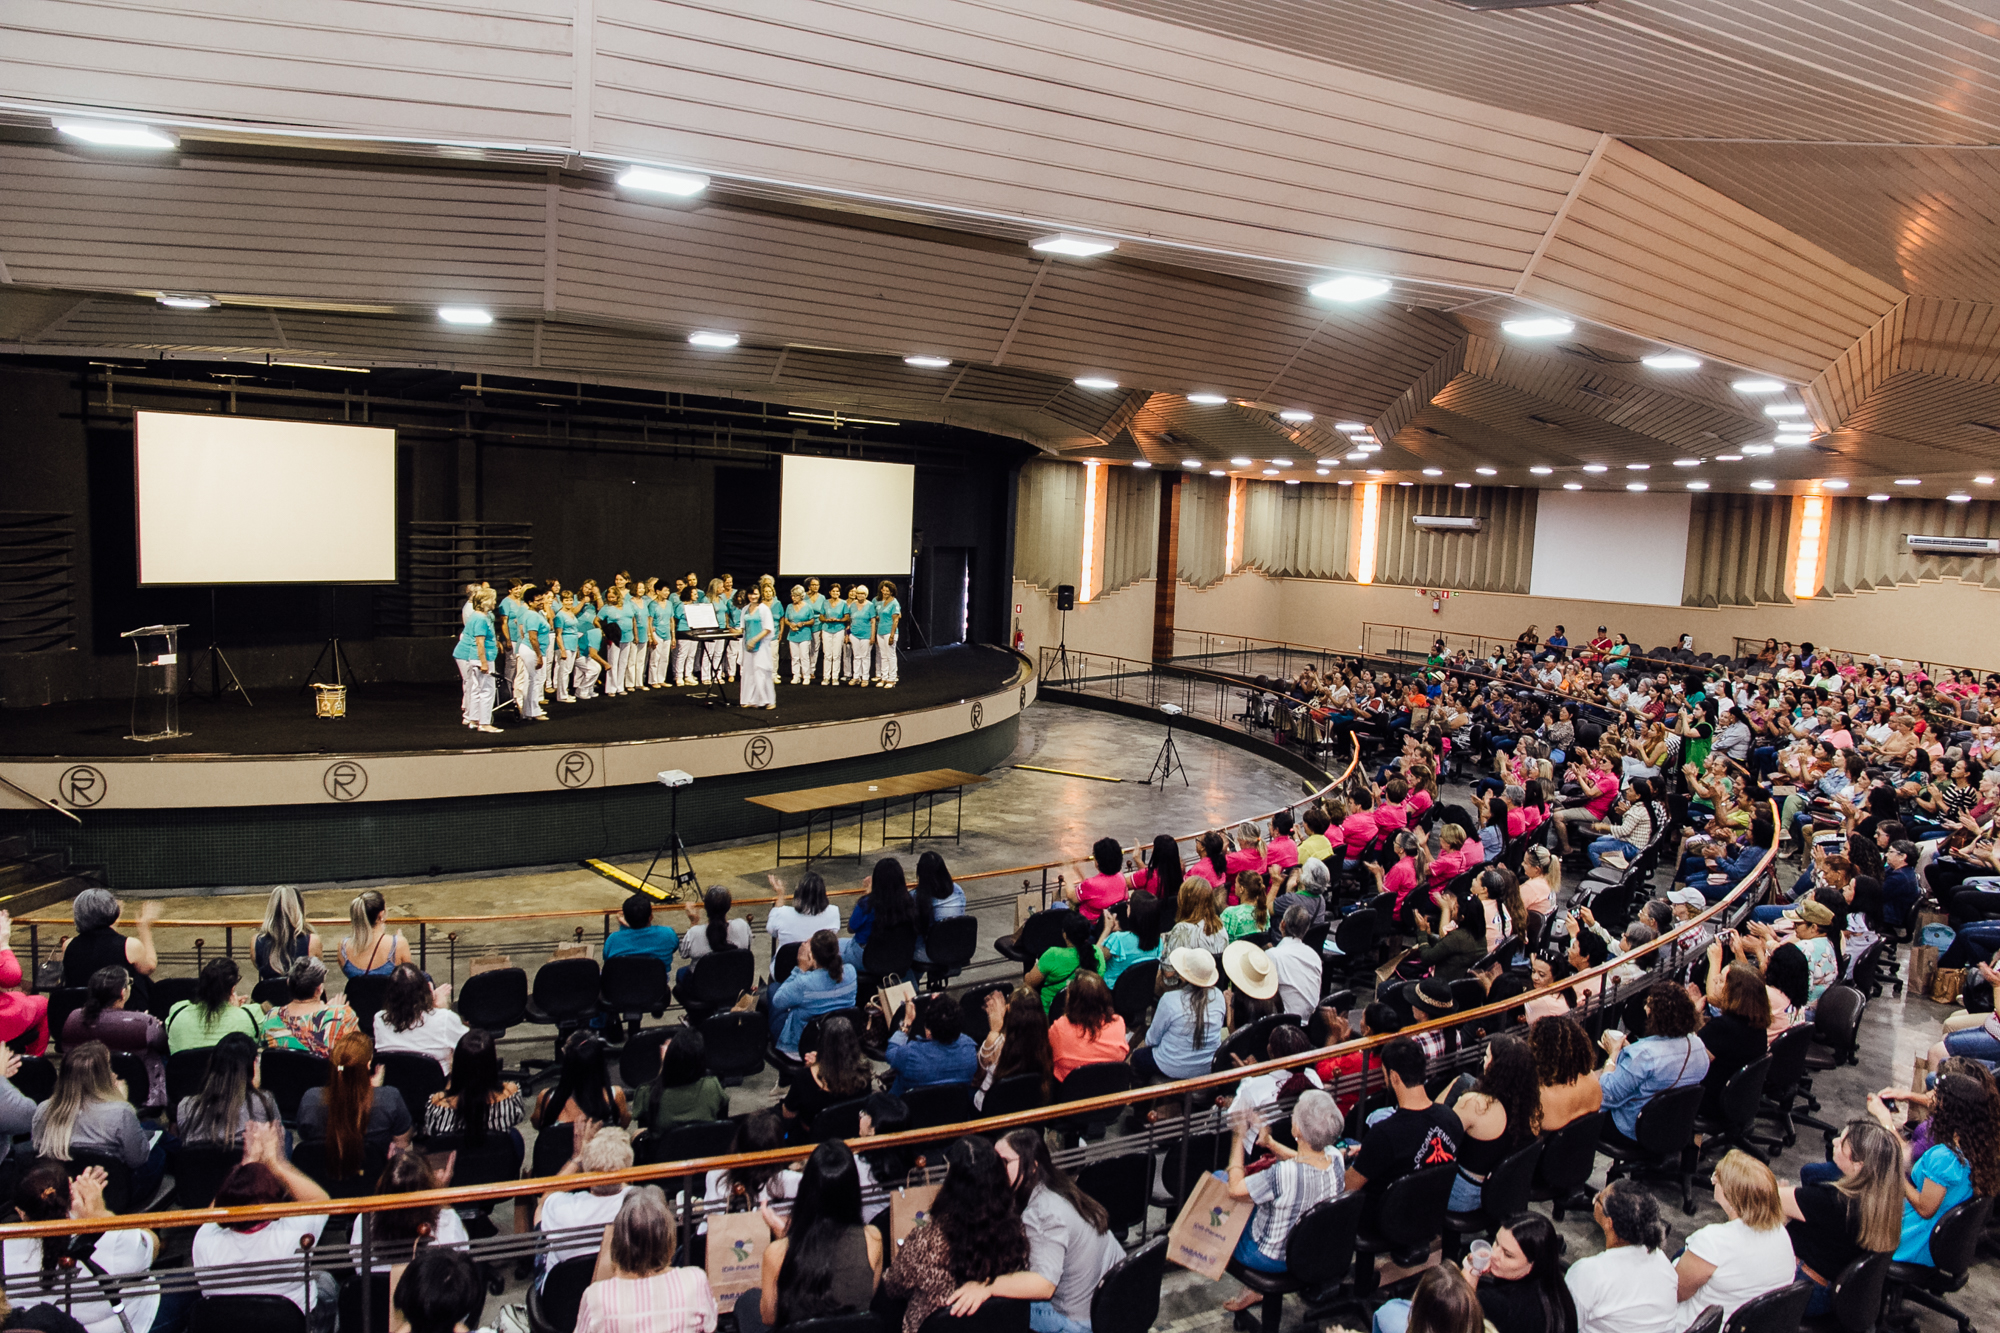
1142, 704, 1187, 786
299, 589, 358, 693
639, 771, 700, 900
196, 588, 252, 705
1052, 607, 1077, 687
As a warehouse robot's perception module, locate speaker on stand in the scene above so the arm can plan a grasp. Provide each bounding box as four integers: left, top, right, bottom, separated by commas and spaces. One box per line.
1053, 584, 1076, 687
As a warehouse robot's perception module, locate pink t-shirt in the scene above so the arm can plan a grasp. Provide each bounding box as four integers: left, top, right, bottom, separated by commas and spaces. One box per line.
1382, 857, 1418, 908
1584, 771, 1619, 819
1426, 848, 1464, 888
1075, 873, 1128, 921
1374, 801, 1408, 834
1505, 808, 1531, 839
1460, 839, 1487, 869
1407, 789, 1434, 816
1264, 836, 1299, 870
1225, 848, 1265, 875
1185, 859, 1225, 887
1518, 876, 1553, 914
1340, 811, 1378, 855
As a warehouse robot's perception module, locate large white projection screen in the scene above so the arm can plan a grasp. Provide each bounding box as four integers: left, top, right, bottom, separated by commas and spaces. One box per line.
135, 411, 397, 585
779, 456, 915, 574
1529, 490, 1692, 607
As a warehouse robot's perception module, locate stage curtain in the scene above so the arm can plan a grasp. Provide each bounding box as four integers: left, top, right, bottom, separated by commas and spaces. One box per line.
1683, 492, 1792, 607
1372, 485, 1536, 594
1822, 496, 2000, 595
1241, 480, 1354, 580
1097, 464, 1158, 595
1013, 459, 1085, 592
1177, 474, 1230, 587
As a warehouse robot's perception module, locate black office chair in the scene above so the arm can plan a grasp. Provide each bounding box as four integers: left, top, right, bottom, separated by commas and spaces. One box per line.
1111, 961, 1159, 1032
525, 957, 603, 1062
1597, 1084, 1705, 1215
337, 1272, 392, 1333
920, 916, 979, 988
164, 1047, 213, 1109
1752, 1025, 1820, 1151
1443, 1137, 1543, 1257
529, 1121, 575, 1180
45, 988, 88, 1048
527, 1253, 595, 1333
980, 1073, 1050, 1118
811, 1096, 869, 1142
1076, 1154, 1151, 1240
1885, 1194, 1992, 1333
1224, 1193, 1364, 1333
292, 1137, 392, 1199
618, 1028, 671, 1089
259, 1048, 332, 1122
643, 1117, 739, 1166
11, 1054, 55, 1102
701, 1011, 766, 1084
172, 1144, 240, 1209
145, 977, 200, 1022
342, 975, 390, 1037
186, 1295, 308, 1333
1683, 1305, 1723, 1333
600, 955, 670, 1028
997, 910, 1069, 968
858, 924, 918, 1007
784, 1316, 883, 1333
1053, 1062, 1135, 1142
674, 950, 754, 1026
903, 1082, 975, 1130
1723, 1280, 1812, 1333
1529, 1111, 1603, 1221
1799, 1250, 1889, 1333
1693, 1055, 1772, 1172
457, 967, 529, 1039
1802, 985, 1866, 1070
108, 1051, 152, 1111
918, 1297, 1030, 1333
376, 1050, 448, 1116
1329, 911, 1379, 987
1088, 1237, 1168, 1333
1352, 1162, 1455, 1289
250, 977, 291, 1009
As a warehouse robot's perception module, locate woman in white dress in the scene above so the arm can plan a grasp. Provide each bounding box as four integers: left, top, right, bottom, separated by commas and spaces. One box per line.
740, 585, 778, 710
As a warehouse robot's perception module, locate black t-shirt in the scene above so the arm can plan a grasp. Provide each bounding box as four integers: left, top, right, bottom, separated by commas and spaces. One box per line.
1698, 1012, 1767, 1119
1479, 1274, 1574, 1333
1788, 1181, 1863, 1281
1352, 1104, 1462, 1203
296, 1086, 412, 1144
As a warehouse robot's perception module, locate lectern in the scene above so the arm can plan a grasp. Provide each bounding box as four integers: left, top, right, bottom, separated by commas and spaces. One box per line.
122, 624, 189, 742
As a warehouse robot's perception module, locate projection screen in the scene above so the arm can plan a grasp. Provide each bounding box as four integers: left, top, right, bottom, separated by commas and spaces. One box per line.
778, 455, 915, 574
135, 411, 397, 585
1529, 489, 1692, 607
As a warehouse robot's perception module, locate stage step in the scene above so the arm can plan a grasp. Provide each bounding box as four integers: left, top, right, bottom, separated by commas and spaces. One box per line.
0, 837, 28, 863
0, 874, 91, 919
0, 854, 64, 894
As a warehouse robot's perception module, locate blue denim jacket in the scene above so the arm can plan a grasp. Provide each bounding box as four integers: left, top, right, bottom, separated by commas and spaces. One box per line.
885, 1031, 979, 1093
768, 965, 857, 1053
1599, 1034, 1709, 1138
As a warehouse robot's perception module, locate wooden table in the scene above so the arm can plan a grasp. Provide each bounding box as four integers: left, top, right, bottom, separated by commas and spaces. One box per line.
747, 768, 988, 864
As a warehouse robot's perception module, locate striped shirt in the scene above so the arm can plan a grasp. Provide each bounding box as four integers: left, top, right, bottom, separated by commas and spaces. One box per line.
576, 1268, 719, 1333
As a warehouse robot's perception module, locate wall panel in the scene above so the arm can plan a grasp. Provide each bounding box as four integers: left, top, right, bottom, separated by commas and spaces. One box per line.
1177, 474, 1229, 589
1241, 479, 1353, 581
1097, 465, 1157, 596
1012, 459, 1084, 593
1822, 496, 2000, 595
1682, 492, 1793, 608
1372, 485, 1535, 594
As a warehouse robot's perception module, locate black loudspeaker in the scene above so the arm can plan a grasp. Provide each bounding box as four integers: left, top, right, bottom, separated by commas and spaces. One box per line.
1055, 584, 1076, 611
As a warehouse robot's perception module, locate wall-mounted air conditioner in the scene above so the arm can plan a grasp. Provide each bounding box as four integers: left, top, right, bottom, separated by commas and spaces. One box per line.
1412, 514, 1483, 532
1906, 534, 2000, 555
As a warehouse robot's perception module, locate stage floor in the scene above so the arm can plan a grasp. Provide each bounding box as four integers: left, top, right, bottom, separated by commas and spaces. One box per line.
1, 644, 1019, 758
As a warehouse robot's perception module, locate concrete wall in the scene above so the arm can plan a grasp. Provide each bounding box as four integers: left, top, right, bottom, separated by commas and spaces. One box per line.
1013, 572, 1998, 670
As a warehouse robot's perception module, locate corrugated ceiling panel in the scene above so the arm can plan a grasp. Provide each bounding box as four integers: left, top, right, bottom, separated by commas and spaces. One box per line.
1808, 300, 1908, 429
2, 0, 575, 143
1900, 299, 2000, 387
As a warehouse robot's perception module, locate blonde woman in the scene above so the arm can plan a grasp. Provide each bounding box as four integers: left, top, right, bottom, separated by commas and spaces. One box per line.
872, 581, 903, 687
340, 889, 412, 980
818, 582, 849, 685
31, 1042, 156, 1194
1674, 1150, 1796, 1329
699, 577, 731, 683
453, 589, 500, 732
253, 884, 320, 982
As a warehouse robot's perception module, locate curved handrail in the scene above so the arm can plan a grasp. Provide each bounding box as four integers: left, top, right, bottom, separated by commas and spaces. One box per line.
0, 803, 1782, 1239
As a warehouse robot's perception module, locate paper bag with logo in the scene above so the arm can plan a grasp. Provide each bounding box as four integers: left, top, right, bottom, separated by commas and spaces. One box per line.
1164, 1168, 1252, 1280
1931, 966, 1967, 1006
875, 979, 918, 1027
1014, 890, 1043, 931
890, 1180, 941, 1245
550, 941, 593, 962
1907, 944, 1939, 999
704, 1210, 770, 1298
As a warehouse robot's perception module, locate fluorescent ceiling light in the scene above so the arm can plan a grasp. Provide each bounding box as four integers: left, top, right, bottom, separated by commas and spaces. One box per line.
1641, 353, 1702, 370
1132, 461, 1151, 469
438, 306, 492, 325
1502, 316, 1574, 338
1733, 378, 1787, 395
1074, 377, 1118, 390
1764, 404, 1808, 418
1261, 468, 1280, 475
1031, 235, 1116, 257
1230, 457, 1253, 466
1345, 451, 1366, 461
1868, 494, 1890, 501
1186, 393, 1228, 405
1977, 476, 1995, 484
1286, 479, 1301, 485
1309, 274, 1392, 302
1279, 410, 1313, 423
1358, 444, 1380, 453
1895, 478, 1921, 485
1316, 468, 1330, 476
1422, 468, 1443, 476
1627, 482, 1648, 491
1821, 480, 1847, 490
1686, 481, 1709, 490
1717, 453, 1743, 462
1529, 466, 1552, 475
1948, 493, 1972, 502
1208, 469, 1225, 476
1563, 482, 1583, 490
156, 294, 215, 310
904, 355, 951, 368
1743, 444, 1775, 455
270, 361, 369, 373
1270, 458, 1293, 466
1627, 463, 1650, 470
1399, 480, 1413, 486
1367, 469, 1386, 476
1751, 480, 1775, 489
1181, 459, 1201, 468
615, 165, 709, 197
1582, 464, 1608, 474
54, 120, 175, 149
1475, 467, 1496, 476
688, 331, 738, 347
1673, 458, 1701, 467
1338, 479, 1353, 486
1335, 422, 1368, 433
1454, 481, 1471, 488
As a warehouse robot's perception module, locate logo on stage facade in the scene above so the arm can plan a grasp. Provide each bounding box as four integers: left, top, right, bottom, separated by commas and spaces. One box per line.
323, 761, 368, 802
970, 702, 984, 729
744, 735, 774, 770
58, 766, 107, 808
880, 720, 901, 751
556, 751, 594, 788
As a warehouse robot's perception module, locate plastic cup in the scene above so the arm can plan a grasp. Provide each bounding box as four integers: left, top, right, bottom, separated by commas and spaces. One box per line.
1467, 1240, 1493, 1274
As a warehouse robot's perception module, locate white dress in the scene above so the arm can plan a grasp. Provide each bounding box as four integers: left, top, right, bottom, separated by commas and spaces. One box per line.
739, 604, 777, 707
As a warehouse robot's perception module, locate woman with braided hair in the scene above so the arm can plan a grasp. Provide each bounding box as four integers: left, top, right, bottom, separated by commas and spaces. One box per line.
1868, 1072, 2000, 1268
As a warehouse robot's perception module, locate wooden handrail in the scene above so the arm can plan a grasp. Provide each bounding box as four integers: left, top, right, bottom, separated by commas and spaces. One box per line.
0, 805, 1781, 1239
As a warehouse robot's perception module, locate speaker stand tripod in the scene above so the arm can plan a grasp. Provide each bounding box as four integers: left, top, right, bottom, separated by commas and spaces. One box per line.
1142, 704, 1188, 786
1052, 607, 1077, 687
196, 588, 253, 705
639, 771, 700, 899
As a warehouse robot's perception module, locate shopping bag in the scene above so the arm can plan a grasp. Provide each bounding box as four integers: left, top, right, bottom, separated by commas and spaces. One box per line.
1907, 944, 1939, 998
1931, 967, 1967, 1007
704, 1210, 770, 1298
467, 954, 512, 977
890, 1180, 941, 1245
1375, 947, 1413, 986
874, 978, 918, 1028
1014, 890, 1044, 931
1164, 1167, 1252, 1280
551, 940, 593, 962
1908, 1056, 1934, 1127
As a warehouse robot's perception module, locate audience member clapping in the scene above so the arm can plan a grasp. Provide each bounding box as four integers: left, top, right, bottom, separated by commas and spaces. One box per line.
534, 1122, 634, 1285
190, 1121, 335, 1325
1217, 1090, 1345, 1312
5, 1161, 158, 1333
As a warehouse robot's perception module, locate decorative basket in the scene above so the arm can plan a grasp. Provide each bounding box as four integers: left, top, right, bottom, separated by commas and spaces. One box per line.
313, 684, 348, 719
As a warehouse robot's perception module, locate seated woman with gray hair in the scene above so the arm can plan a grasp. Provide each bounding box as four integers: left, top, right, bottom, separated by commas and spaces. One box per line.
1217, 1089, 1347, 1313
61, 888, 161, 1010
578, 1185, 719, 1333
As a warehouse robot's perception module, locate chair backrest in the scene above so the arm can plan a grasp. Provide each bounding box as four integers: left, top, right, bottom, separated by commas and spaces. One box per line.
108, 1052, 150, 1109
291, 1137, 390, 1198
457, 967, 529, 1033
1111, 961, 1160, 1029
1919, 1193, 1994, 1281
1014, 910, 1070, 962
1534, 1111, 1604, 1193
1823, 1250, 1889, 1333
145, 977, 200, 1022
923, 916, 979, 970
689, 949, 757, 1007
64, 1151, 133, 1214
529, 1253, 597, 1333
343, 975, 391, 1035
337, 1272, 391, 1333
619, 1028, 671, 1088
918, 1296, 1030, 1333
812, 1096, 869, 1141
903, 1082, 976, 1130
11, 1055, 55, 1102
1633, 1083, 1705, 1156
1375, 1162, 1455, 1249
187, 1294, 309, 1333
1058, 1062, 1136, 1103
652, 1117, 740, 1165
164, 1047, 214, 1109
1722, 1280, 1812, 1333
47, 988, 89, 1047
600, 955, 670, 1010
1761, 1025, 1814, 1096
250, 977, 291, 1009
862, 923, 919, 977
376, 1050, 448, 1112
1334, 909, 1378, 955
1812, 985, 1865, 1050
1477, 1137, 1545, 1220
531, 1121, 576, 1178
171, 1144, 240, 1209
1089, 1236, 1168, 1333
982, 1073, 1050, 1118
1076, 1154, 1152, 1236
430, 1132, 522, 1187
701, 1011, 768, 1081
532, 957, 604, 1017
1284, 1191, 1364, 1290
258, 1048, 333, 1121
1717, 1055, 1773, 1133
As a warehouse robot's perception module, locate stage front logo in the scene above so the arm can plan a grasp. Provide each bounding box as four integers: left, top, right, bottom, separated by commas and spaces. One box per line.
556, 751, 594, 788
323, 761, 368, 802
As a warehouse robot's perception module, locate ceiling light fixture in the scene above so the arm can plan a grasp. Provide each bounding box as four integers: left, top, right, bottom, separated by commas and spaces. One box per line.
1529, 466, 1552, 475
1627, 463, 1651, 470
1231, 457, 1253, 466
1502, 316, 1574, 338
1641, 353, 1702, 370
1627, 482, 1648, 491
1751, 480, 1775, 489
1582, 464, 1608, 474
1422, 468, 1443, 476
54, 120, 176, 149
439, 306, 493, 325
1031, 235, 1116, 257
1868, 493, 1890, 501
1074, 376, 1118, 390
1764, 404, 1808, 418
1208, 469, 1226, 477
1338, 479, 1353, 486
1270, 458, 1294, 466
1978, 476, 1995, 485
1346, 451, 1366, 461
1475, 466, 1496, 475
1367, 469, 1385, 476
1563, 482, 1583, 490
1743, 444, 1775, 455
1180, 459, 1200, 469
1279, 410, 1313, 423
1732, 378, 1787, 395
1822, 480, 1847, 489
1335, 422, 1368, 433
904, 355, 951, 368
1309, 275, 1391, 302
1454, 481, 1472, 488
1262, 468, 1280, 475
1673, 458, 1700, 467
1948, 493, 1972, 502
1316, 468, 1330, 476
1186, 393, 1228, 405
1132, 461, 1152, 469
688, 330, 738, 347
1686, 481, 1710, 490
1717, 453, 1743, 462
1895, 478, 1921, 485
1286, 479, 1301, 485
156, 294, 216, 310
614, 165, 709, 196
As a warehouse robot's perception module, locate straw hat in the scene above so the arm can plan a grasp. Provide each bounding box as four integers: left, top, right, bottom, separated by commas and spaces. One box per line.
1167, 947, 1218, 989
1222, 941, 1279, 1000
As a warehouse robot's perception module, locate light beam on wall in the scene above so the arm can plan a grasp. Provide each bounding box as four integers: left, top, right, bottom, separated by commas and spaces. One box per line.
1356, 482, 1380, 584
1080, 461, 1100, 602
1225, 477, 1240, 572
1793, 493, 1826, 600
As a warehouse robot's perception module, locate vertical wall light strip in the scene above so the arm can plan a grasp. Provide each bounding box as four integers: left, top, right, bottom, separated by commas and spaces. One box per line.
1792, 493, 1826, 600
1079, 461, 1100, 602
1355, 482, 1380, 584
1224, 477, 1240, 572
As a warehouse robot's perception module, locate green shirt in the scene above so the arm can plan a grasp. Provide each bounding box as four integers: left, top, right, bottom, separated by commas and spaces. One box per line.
166, 999, 262, 1054
632, 1076, 729, 1133
1220, 904, 1272, 941
1033, 945, 1108, 1012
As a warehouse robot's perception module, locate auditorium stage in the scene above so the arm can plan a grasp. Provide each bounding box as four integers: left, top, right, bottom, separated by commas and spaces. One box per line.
0, 645, 1032, 890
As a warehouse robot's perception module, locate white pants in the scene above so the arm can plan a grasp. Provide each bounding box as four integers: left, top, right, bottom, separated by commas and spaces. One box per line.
725, 638, 742, 678
786, 639, 813, 683
573, 653, 602, 700
553, 649, 576, 701
602, 642, 625, 695
644, 639, 671, 686
849, 638, 872, 680
876, 635, 898, 682
673, 638, 698, 682
458, 659, 495, 725
818, 630, 846, 683
625, 639, 647, 690
513, 652, 544, 719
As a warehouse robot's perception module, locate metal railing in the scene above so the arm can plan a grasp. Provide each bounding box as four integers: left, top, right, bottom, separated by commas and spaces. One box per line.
1728, 637, 1995, 682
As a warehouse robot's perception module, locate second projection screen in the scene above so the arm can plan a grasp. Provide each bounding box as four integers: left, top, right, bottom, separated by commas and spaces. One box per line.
779, 456, 914, 574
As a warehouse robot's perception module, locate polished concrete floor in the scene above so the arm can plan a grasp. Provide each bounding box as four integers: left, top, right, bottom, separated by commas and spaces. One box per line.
92, 701, 1999, 1332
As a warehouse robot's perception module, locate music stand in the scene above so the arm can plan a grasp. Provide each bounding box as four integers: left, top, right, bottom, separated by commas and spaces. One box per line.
1141, 703, 1188, 787
638, 769, 700, 900
121, 624, 190, 741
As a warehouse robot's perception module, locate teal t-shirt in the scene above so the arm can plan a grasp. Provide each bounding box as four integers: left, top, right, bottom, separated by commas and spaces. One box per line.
849, 602, 875, 640
497, 596, 526, 641
806, 593, 825, 623
453, 612, 495, 663
523, 609, 553, 655
784, 603, 816, 642
577, 602, 598, 628
1897, 1143, 1973, 1264
823, 599, 850, 631
603, 601, 634, 643
875, 598, 901, 638
648, 600, 672, 636
555, 609, 579, 651
585, 623, 603, 654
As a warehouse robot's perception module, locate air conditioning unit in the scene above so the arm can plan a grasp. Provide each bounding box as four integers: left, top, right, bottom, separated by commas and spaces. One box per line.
1412, 514, 1484, 533
1907, 534, 2000, 556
